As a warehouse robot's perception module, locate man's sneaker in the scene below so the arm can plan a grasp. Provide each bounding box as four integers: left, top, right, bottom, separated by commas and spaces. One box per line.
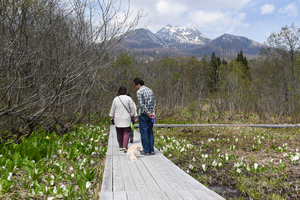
129, 137, 133, 143
123, 148, 127, 153
150, 152, 155, 155
140, 151, 150, 156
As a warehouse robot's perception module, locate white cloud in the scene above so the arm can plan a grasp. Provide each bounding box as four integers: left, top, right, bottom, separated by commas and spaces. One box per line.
156, 1, 169, 15
125, 0, 253, 33
156, 1, 187, 16
260, 4, 275, 14
187, 10, 248, 33
169, 0, 251, 10
279, 3, 298, 17
130, 0, 251, 12
201, 0, 251, 9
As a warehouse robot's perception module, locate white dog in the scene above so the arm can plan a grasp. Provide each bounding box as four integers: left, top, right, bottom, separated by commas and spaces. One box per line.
127, 144, 141, 161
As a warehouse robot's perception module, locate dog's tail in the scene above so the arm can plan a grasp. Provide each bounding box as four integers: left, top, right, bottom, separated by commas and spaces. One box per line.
129, 155, 137, 161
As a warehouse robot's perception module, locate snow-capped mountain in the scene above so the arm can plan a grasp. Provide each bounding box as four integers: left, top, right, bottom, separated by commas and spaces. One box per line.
119, 25, 263, 58
156, 24, 211, 46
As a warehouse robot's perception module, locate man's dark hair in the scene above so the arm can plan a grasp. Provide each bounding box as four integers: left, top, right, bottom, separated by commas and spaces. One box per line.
118, 86, 127, 95
133, 77, 144, 86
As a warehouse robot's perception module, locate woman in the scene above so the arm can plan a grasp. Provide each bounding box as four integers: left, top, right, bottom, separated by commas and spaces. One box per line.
109, 86, 137, 152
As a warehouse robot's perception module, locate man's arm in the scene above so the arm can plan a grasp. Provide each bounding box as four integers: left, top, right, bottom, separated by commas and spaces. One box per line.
137, 90, 151, 115
150, 97, 156, 119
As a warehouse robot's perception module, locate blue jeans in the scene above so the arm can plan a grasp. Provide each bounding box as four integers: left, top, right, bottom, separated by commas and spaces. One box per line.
139, 114, 154, 153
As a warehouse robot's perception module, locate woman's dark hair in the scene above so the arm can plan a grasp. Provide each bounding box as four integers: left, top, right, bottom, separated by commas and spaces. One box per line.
118, 86, 127, 95
133, 77, 144, 86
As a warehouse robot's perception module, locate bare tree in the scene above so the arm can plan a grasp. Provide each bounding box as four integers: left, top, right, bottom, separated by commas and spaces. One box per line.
255, 23, 300, 119
0, 0, 143, 144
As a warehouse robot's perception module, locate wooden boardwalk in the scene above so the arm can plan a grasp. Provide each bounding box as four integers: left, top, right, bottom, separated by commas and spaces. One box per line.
136, 124, 300, 128
99, 125, 225, 200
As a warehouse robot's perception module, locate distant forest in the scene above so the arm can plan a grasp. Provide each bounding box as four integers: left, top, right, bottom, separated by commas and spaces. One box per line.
1, 0, 300, 145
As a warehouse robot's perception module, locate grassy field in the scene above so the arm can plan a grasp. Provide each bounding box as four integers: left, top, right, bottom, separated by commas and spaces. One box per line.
154, 125, 300, 199
1, 109, 300, 199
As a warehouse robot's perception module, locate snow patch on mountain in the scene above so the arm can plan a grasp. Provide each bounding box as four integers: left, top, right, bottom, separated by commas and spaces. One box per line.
146, 31, 166, 46
156, 25, 210, 46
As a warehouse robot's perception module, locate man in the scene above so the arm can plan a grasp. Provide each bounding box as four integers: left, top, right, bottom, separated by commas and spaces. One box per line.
133, 77, 156, 156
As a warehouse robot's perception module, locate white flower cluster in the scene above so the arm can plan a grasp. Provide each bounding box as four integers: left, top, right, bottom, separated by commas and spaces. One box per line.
289, 152, 300, 164
207, 138, 215, 143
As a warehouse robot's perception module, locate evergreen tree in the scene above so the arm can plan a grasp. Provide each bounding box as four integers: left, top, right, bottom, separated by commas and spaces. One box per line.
236, 50, 250, 80
209, 52, 221, 91
221, 58, 227, 65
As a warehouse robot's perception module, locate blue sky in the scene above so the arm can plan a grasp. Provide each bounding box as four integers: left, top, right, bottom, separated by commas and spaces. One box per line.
124, 0, 300, 44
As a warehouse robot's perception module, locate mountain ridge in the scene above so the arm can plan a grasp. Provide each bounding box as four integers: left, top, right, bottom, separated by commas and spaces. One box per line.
120, 25, 264, 58
156, 24, 211, 46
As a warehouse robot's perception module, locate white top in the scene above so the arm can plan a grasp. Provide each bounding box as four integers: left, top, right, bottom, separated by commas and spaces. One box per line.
109, 95, 138, 128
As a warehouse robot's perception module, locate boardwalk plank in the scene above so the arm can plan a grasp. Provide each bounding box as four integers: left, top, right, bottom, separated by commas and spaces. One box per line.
139, 190, 157, 200
99, 191, 113, 200
164, 190, 184, 200
112, 155, 124, 191
151, 190, 171, 200
176, 190, 199, 200
151, 154, 203, 190
127, 191, 142, 200
134, 123, 300, 128
155, 154, 208, 190
100, 125, 225, 200
100, 155, 112, 192
135, 157, 161, 191
189, 189, 225, 200
148, 154, 188, 191
150, 153, 215, 199
141, 156, 175, 192
155, 154, 224, 199
114, 191, 127, 200
119, 152, 137, 191
127, 161, 149, 191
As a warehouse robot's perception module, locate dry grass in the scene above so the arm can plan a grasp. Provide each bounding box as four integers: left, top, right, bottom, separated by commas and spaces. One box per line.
154, 126, 300, 199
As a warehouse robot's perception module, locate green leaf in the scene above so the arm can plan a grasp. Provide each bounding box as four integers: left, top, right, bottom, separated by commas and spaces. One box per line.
24, 165, 33, 177
12, 152, 22, 167
0, 179, 12, 193
23, 160, 35, 176
5, 159, 14, 173
54, 165, 61, 175
75, 167, 87, 180
28, 146, 38, 161
35, 159, 44, 169
69, 148, 76, 159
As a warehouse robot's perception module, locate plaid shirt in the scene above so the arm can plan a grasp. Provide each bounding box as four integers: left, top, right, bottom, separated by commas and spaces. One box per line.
137, 85, 156, 115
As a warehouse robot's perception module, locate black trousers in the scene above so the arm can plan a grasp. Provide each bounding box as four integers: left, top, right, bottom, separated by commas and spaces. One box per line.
130, 131, 134, 138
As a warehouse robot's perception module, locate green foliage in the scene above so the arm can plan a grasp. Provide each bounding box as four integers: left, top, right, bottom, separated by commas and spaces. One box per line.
236, 50, 250, 80
0, 124, 108, 199
209, 52, 222, 91
278, 163, 286, 171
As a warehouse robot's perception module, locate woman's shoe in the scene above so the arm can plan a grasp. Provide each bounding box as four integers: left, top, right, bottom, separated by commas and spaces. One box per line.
119, 148, 123, 151
123, 148, 127, 153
